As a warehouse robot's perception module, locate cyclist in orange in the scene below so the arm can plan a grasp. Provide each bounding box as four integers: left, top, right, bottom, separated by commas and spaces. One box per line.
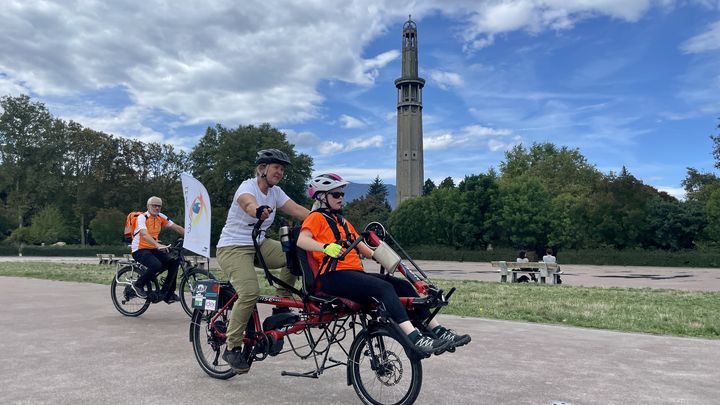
131, 196, 185, 302
297, 173, 471, 357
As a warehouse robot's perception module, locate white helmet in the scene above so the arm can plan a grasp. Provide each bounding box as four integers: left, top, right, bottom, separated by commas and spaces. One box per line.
307, 173, 349, 199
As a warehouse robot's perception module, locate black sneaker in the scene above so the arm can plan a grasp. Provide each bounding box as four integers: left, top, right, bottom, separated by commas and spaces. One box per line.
132, 282, 147, 299
222, 347, 250, 374
413, 335, 451, 356
437, 329, 471, 349
164, 293, 180, 304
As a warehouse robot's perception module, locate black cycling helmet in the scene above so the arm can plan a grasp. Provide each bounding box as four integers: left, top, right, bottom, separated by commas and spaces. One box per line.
255, 148, 291, 166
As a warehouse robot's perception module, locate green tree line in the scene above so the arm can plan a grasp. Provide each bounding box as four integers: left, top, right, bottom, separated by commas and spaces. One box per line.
1, 94, 719, 256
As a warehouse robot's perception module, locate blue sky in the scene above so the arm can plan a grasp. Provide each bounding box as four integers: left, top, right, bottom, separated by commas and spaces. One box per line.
2, 1, 719, 199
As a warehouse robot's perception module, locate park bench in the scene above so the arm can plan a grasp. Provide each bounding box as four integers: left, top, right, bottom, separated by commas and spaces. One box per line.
97, 253, 119, 265
491, 261, 562, 284
186, 255, 207, 270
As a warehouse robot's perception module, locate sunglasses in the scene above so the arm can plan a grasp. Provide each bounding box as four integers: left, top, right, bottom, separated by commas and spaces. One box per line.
329, 192, 345, 199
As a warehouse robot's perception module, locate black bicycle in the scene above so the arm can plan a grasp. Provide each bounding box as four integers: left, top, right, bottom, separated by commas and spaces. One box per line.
111, 238, 216, 317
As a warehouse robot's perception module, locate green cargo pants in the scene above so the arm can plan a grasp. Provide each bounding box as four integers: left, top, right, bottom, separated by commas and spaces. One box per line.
217, 238, 298, 350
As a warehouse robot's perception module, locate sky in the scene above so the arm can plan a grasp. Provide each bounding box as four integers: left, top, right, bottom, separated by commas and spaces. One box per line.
1, 1, 719, 199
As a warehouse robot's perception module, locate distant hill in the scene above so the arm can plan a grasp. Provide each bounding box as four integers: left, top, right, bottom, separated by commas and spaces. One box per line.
345, 182, 397, 209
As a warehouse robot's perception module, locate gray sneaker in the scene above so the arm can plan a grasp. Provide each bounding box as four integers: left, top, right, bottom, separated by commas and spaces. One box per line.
437, 329, 471, 349
222, 347, 250, 374
413, 335, 451, 356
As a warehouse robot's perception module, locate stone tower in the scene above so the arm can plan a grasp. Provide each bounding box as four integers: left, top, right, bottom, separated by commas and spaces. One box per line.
395, 16, 425, 205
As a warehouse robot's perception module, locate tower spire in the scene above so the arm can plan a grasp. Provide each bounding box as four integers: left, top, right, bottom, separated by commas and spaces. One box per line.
395, 15, 425, 204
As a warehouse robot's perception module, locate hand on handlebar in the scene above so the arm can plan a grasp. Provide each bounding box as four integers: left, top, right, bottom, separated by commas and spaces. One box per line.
255, 205, 272, 220
157, 244, 170, 252
322, 243, 343, 258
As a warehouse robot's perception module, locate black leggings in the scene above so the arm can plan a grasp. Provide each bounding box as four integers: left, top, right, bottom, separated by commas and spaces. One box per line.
318, 270, 430, 324
133, 248, 179, 295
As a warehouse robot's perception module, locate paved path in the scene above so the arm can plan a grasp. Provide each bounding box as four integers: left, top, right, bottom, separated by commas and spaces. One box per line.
2, 256, 719, 291
1, 277, 718, 405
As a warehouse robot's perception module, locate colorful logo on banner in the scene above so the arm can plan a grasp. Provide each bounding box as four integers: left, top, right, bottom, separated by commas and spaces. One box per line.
190, 194, 208, 226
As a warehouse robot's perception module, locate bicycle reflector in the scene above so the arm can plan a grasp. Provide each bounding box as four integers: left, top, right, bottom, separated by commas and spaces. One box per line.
192, 279, 221, 311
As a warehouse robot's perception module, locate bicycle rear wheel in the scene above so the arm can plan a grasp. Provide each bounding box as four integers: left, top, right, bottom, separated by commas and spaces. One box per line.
179, 268, 216, 317
349, 328, 423, 405
190, 308, 235, 379
111, 265, 157, 317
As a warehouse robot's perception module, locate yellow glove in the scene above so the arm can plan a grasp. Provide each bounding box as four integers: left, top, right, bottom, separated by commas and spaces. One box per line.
322, 243, 343, 258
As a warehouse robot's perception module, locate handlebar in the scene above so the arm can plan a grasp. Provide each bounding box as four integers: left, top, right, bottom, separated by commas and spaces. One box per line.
335, 232, 368, 260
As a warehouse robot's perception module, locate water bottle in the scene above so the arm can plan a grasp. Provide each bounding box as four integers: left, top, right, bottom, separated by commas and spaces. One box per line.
279, 220, 290, 253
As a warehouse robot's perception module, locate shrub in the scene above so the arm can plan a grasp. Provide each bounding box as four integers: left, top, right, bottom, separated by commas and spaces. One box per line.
89, 208, 126, 245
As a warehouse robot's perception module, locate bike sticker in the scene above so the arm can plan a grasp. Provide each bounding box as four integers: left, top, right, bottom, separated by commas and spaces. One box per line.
204, 299, 217, 311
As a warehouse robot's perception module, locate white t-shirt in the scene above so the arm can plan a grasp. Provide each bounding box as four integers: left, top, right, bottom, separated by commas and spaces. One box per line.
542, 254, 557, 264
217, 178, 290, 247
516, 257, 529, 263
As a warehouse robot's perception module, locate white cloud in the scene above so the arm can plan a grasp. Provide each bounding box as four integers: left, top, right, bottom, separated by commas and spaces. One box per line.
425, 133, 455, 150
429, 70, 464, 90
458, 0, 656, 51
0, 1, 412, 128
340, 114, 367, 128
657, 186, 686, 200
318, 141, 344, 155
680, 20, 720, 53
423, 124, 515, 151
282, 128, 321, 149
61, 104, 166, 144
346, 135, 383, 150
317, 134, 384, 155
461, 125, 513, 138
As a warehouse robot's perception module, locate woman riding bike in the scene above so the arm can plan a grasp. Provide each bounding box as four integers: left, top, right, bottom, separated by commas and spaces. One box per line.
216, 148, 310, 374
296, 173, 471, 356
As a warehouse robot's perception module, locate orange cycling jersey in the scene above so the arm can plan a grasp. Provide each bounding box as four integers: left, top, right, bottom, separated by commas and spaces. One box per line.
132, 212, 174, 252
301, 211, 363, 272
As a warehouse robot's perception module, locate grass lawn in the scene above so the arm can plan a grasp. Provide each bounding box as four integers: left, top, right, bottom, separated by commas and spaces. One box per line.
2, 261, 718, 339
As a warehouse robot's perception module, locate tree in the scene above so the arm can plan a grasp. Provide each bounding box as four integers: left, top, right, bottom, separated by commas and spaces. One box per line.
495, 175, 552, 250
500, 142, 602, 195
438, 177, 455, 189
711, 118, 720, 170
189, 124, 313, 244
704, 189, 720, 242
344, 194, 391, 232
422, 178, 436, 196
7, 227, 34, 255
587, 167, 654, 249
0, 95, 55, 228
645, 197, 705, 249
367, 176, 389, 200
682, 167, 720, 204
89, 208, 126, 245
29, 206, 70, 244
388, 196, 434, 246
456, 173, 499, 248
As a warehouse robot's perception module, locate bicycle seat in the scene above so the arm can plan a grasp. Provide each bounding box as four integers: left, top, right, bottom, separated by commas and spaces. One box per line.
294, 241, 364, 313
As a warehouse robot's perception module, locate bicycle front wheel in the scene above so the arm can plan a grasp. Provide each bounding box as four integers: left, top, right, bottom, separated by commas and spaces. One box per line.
179, 268, 216, 317
190, 308, 235, 379
349, 328, 423, 405
111, 266, 156, 317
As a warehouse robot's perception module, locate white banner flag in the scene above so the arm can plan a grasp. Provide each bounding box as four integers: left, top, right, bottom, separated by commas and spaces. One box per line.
181, 173, 211, 257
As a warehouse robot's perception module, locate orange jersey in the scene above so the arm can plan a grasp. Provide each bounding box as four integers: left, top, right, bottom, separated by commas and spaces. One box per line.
132, 212, 174, 252
301, 211, 363, 272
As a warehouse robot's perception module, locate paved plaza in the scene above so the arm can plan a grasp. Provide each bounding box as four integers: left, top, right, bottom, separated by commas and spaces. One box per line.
1, 270, 719, 404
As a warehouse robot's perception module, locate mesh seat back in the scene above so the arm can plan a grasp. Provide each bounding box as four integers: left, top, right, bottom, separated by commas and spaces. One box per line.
290, 227, 320, 295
